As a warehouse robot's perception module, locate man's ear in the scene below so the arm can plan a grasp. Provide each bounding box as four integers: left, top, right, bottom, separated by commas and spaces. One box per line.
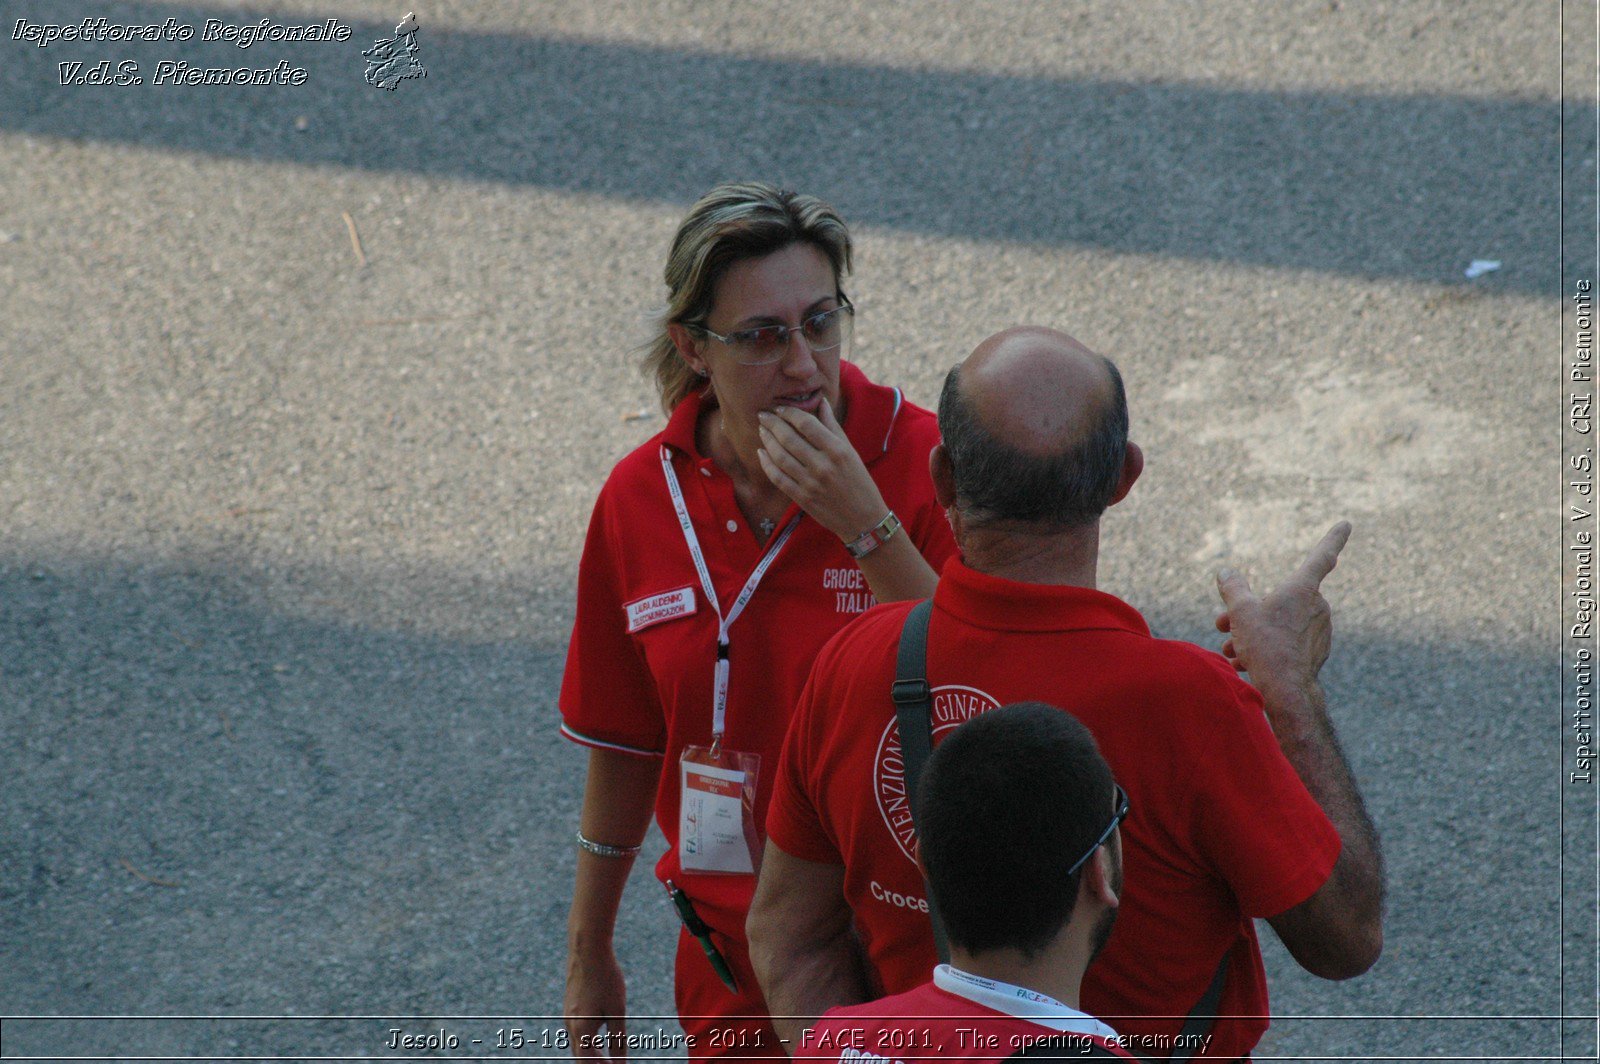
1084, 844, 1121, 910
1108, 441, 1143, 507
668, 323, 708, 378
930, 443, 957, 509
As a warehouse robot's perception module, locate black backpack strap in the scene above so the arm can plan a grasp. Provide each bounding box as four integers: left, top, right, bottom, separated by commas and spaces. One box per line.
891, 599, 949, 964
1101, 951, 1231, 1063
892, 600, 935, 807
1166, 949, 1228, 1062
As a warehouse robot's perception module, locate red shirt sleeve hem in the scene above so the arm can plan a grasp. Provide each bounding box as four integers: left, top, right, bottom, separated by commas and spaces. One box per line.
559, 722, 666, 759
765, 824, 847, 866
1249, 831, 1344, 920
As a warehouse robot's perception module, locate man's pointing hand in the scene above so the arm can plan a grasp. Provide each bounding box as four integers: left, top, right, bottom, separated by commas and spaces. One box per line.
1214, 521, 1352, 695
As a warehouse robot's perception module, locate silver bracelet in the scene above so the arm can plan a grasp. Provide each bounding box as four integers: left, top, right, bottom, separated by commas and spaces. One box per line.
575, 831, 642, 859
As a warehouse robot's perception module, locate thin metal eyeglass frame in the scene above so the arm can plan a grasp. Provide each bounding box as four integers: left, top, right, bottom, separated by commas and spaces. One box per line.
688, 301, 855, 366
1064, 783, 1129, 878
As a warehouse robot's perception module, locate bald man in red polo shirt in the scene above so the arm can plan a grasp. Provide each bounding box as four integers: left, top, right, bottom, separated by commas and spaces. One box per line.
748, 327, 1385, 1061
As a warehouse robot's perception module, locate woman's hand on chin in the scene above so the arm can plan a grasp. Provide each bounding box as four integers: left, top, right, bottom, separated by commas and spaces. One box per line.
756, 398, 886, 540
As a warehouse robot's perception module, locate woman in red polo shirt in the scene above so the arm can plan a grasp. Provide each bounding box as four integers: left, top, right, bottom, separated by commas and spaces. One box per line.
559, 183, 958, 1060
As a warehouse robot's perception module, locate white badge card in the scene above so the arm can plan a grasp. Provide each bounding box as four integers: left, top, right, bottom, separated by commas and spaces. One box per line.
678, 746, 762, 875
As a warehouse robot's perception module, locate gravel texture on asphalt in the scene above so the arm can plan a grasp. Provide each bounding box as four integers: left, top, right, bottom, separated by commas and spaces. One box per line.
1, 1, 1579, 1060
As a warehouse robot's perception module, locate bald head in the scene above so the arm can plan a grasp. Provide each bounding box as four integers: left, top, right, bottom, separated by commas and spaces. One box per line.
960, 327, 1121, 458
936, 327, 1132, 530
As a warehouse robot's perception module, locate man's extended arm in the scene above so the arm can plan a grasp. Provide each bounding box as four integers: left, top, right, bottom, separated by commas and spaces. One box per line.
746, 842, 872, 1051
1215, 521, 1385, 979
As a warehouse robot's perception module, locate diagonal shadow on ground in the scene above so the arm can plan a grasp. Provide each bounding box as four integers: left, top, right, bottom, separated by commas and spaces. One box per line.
1, 3, 1572, 296
0, 545, 1576, 1061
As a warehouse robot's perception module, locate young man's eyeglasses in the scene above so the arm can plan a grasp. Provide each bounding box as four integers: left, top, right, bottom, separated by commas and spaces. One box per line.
1065, 783, 1129, 878
689, 302, 854, 366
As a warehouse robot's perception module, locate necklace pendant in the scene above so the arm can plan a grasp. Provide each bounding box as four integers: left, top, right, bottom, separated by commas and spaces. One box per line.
758, 518, 775, 538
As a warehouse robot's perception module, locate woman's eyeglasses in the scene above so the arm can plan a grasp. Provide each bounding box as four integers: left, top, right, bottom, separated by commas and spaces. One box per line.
689, 302, 854, 366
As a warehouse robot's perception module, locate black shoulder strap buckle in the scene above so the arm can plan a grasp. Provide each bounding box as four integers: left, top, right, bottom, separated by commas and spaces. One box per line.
890, 677, 930, 706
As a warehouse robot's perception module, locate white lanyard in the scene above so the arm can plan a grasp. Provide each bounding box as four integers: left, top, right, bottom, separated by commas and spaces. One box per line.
935, 965, 1120, 1039
938, 965, 1072, 1011
661, 446, 800, 752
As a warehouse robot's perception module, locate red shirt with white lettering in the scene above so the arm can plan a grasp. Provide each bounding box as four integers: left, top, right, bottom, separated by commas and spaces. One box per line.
766, 559, 1342, 1059
559, 362, 957, 935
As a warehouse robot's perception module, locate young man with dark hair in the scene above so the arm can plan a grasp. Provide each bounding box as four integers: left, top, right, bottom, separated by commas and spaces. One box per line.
799, 702, 1137, 1062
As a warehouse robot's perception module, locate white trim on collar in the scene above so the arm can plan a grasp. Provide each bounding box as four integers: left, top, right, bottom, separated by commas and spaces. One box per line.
880, 387, 903, 454
932, 964, 1120, 1039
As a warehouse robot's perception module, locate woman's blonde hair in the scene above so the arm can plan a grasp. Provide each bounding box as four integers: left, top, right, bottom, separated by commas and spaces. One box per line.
644, 183, 853, 413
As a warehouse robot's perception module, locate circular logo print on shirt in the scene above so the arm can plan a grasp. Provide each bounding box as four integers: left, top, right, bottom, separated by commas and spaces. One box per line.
873, 684, 1003, 864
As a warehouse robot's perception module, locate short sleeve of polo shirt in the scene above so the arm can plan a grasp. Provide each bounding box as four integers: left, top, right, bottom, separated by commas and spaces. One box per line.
558, 477, 668, 758
1182, 653, 1342, 919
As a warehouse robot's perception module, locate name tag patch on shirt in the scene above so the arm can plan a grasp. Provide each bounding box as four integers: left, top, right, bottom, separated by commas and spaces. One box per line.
624, 587, 697, 633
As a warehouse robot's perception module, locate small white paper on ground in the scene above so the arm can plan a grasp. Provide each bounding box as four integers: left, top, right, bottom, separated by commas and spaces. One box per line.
1464, 259, 1502, 279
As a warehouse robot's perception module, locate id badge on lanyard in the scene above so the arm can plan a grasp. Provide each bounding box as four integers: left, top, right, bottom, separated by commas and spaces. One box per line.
662, 447, 798, 876
679, 745, 761, 875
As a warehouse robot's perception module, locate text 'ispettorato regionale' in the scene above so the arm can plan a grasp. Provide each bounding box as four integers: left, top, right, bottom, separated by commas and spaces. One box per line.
14, 17, 353, 86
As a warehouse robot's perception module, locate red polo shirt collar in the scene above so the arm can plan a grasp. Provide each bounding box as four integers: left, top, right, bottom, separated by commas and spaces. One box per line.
933, 556, 1151, 636
660, 361, 901, 465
